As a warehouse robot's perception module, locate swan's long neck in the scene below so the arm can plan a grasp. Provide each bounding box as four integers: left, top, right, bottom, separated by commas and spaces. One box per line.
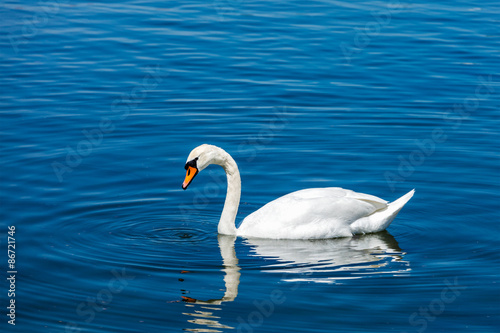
216, 149, 241, 235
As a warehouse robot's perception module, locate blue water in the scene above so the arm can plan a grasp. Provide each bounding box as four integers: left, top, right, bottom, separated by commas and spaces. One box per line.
1, 0, 499, 332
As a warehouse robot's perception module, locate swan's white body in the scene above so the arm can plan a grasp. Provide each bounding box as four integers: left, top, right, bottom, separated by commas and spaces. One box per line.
238, 187, 414, 239
182, 144, 414, 240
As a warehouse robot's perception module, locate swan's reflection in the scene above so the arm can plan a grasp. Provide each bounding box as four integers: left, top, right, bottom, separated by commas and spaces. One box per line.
181, 232, 409, 331
183, 235, 240, 305
244, 231, 410, 284
181, 235, 239, 332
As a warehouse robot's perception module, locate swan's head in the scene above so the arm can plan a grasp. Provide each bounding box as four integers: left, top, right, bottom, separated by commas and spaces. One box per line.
182, 144, 226, 190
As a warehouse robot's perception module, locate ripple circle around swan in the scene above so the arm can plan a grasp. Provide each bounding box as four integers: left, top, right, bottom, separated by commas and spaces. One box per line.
51, 199, 216, 267
119, 225, 211, 244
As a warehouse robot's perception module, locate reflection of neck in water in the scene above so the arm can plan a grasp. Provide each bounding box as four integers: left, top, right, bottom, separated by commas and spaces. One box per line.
218, 234, 240, 302
183, 235, 240, 305
181, 235, 239, 332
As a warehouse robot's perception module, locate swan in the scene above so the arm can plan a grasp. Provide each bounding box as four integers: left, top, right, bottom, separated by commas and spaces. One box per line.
182, 144, 414, 239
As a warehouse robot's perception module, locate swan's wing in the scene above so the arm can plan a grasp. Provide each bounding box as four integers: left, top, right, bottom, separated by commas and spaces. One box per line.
340, 188, 388, 211
290, 187, 387, 203
279, 187, 388, 212
238, 188, 388, 239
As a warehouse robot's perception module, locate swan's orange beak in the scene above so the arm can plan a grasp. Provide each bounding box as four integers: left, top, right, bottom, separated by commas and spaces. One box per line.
182, 166, 198, 190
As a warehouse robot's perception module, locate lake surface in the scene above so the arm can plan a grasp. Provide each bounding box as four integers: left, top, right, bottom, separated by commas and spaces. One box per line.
1, 0, 499, 332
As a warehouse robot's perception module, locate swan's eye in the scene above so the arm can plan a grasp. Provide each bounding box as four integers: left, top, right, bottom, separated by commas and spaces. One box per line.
185, 157, 199, 170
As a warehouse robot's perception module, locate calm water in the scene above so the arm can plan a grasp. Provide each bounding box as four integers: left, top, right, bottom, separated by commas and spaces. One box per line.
1, 0, 499, 332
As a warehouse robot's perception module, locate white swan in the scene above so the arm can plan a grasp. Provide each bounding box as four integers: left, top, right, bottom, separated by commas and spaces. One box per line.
182, 144, 414, 239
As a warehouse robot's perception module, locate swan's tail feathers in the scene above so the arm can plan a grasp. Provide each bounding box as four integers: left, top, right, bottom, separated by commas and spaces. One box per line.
377, 189, 415, 231
351, 189, 415, 235
391, 189, 415, 210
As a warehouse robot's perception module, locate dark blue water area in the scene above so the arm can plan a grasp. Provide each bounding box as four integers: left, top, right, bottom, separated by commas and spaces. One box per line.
1, 0, 499, 332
